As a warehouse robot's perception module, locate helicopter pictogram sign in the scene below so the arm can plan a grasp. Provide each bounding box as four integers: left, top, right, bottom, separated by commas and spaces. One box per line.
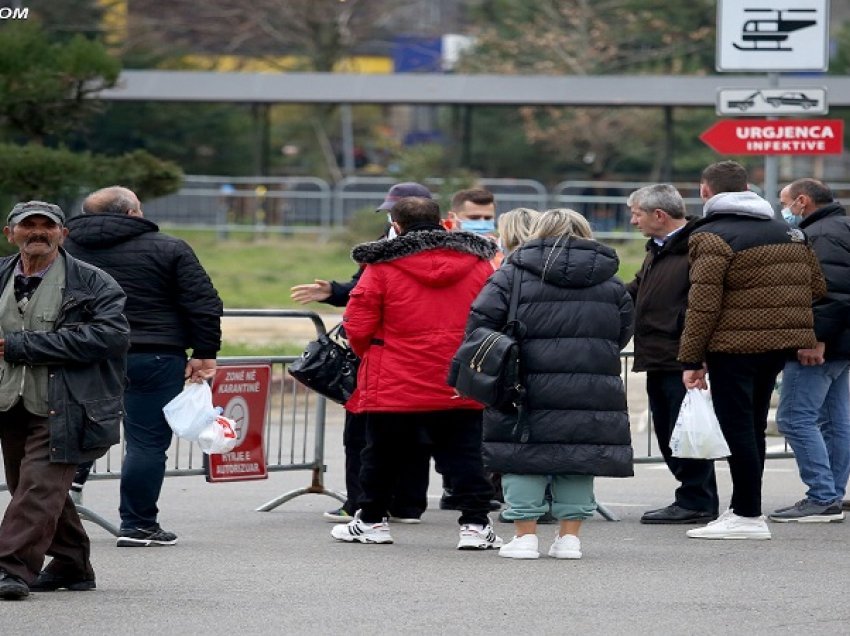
717, 0, 829, 72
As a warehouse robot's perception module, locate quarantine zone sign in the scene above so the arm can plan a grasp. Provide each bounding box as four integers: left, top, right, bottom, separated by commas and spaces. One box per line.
206, 364, 271, 482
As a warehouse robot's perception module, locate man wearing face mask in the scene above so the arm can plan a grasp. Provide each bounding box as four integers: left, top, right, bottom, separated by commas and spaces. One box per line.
448, 188, 496, 234
769, 179, 850, 522
290, 182, 433, 524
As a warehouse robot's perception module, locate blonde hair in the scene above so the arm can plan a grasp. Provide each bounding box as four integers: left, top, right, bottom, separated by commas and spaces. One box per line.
497, 208, 540, 253
532, 208, 594, 240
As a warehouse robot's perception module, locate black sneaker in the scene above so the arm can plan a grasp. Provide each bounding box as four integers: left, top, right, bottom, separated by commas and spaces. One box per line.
0, 570, 29, 600
31, 570, 96, 592
117, 526, 178, 547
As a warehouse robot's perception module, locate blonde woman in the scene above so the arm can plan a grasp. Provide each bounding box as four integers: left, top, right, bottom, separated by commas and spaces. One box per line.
497, 208, 540, 256
465, 208, 634, 559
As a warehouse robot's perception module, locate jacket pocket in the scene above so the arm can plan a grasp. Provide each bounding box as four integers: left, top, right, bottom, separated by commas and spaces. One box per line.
81, 396, 123, 451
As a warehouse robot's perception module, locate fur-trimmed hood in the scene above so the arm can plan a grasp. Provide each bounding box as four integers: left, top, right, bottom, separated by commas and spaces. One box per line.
351, 229, 497, 289
352, 229, 496, 264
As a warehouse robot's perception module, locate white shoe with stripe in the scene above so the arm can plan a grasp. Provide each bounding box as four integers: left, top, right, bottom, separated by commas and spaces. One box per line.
331, 511, 393, 544
457, 522, 503, 550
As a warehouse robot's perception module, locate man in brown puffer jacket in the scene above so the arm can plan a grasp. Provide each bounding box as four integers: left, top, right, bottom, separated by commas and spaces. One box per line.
679, 161, 826, 542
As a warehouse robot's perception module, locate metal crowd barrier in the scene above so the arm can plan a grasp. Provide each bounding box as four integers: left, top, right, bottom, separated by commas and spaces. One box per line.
0, 313, 795, 530
0, 310, 345, 536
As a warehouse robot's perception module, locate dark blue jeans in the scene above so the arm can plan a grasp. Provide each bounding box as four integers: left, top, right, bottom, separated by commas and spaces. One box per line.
119, 353, 186, 531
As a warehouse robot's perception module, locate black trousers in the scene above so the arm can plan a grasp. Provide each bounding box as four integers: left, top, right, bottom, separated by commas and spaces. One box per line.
359, 410, 494, 526
0, 403, 93, 584
343, 411, 430, 518
706, 350, 788, 518
647, 370, 719, 514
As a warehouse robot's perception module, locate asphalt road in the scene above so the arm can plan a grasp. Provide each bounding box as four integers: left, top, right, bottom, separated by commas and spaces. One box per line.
2, 412, 848, 635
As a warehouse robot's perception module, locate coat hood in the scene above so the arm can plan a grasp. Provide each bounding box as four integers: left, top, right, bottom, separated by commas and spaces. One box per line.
703, 191, 774, 220
511, 236, 619, 288
65, 213, 158, 249
351, 229, 496, 288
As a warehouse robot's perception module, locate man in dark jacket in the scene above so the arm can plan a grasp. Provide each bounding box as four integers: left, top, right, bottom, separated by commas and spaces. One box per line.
680, 161, 825, 541
626, 184, 718, 524
768, 179, 850, 522
64, 186, 223, 548
0, 201, 129, 600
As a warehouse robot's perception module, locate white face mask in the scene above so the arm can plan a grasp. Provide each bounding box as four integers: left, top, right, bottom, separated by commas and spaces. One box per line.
386, 213, 398, 239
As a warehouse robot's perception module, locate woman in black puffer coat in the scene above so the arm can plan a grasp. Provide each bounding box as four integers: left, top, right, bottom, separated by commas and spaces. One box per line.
465, 209, 634, 560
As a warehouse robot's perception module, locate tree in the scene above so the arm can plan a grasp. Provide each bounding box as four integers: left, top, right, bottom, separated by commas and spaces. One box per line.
0, 21, 182, 206
0, 21, 120, 143
460, 0, 716, 178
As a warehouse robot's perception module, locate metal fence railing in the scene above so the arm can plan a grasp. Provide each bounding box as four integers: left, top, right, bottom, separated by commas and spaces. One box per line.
1, 313, 794, 531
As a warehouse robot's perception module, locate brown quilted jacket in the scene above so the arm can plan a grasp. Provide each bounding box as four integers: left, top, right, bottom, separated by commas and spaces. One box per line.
678, 208, 826, 366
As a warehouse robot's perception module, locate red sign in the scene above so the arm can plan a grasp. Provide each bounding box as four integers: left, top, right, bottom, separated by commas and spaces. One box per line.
700, 119, 844, 155
206, 364, 271, 482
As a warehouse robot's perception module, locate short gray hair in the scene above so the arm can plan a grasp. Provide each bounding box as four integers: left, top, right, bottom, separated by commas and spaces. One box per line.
626, 184, 686, 219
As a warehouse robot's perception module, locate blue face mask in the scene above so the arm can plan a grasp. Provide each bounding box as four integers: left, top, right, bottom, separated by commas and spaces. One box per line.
461, 219, 495, 235
781, 208, 800, 227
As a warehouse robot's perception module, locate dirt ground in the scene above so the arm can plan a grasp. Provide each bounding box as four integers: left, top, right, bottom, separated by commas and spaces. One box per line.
221, 311, 342, 346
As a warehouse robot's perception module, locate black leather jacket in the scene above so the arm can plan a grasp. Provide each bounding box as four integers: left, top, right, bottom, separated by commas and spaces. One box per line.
0, 250, 130, 463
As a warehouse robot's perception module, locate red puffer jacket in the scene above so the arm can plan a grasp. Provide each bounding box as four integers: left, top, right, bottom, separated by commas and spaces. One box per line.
344, 228, 496, 413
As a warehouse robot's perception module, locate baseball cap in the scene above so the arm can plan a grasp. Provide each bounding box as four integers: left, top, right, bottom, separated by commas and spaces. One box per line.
7, 201, 66, 226
377, 182, 433, 211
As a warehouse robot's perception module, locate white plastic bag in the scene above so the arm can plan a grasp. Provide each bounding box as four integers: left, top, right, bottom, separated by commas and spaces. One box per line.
670, 388, 731, 459
163, 382, 217, 441
197, 414, 239, 455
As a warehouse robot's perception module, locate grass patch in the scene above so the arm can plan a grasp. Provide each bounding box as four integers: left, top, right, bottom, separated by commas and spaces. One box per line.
170, 228, 646, 309
219, 341, 305, 358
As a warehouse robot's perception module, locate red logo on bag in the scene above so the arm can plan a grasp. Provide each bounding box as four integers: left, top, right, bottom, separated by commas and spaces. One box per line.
215, 415, 237, 438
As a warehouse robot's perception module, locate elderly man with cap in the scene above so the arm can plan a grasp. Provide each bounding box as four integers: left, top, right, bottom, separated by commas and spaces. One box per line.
0, 201, 129, 600
290, 182, 433, 524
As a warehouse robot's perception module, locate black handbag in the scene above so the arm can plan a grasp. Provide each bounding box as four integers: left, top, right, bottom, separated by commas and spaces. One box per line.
288, 323, 359, 405
448, 266, 527, 435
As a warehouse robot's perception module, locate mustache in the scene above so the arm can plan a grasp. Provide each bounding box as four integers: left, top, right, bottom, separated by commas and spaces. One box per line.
24, 236, 51, 245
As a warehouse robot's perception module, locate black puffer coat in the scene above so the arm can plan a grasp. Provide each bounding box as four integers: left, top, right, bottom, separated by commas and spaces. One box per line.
65, 213, 223, 358
466, 236, 635, 477
800, 202, 850, 359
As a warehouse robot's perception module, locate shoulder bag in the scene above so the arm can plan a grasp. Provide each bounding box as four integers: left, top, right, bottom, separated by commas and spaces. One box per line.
288, 322, 359, 405
448, 266, 528, 439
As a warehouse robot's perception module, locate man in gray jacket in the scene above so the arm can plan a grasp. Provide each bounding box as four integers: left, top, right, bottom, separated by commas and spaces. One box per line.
0, 201, 129, 600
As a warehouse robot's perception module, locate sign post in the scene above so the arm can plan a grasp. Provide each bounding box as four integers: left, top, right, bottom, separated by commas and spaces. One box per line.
207, 364, 271, 482
713, 0, 831, 211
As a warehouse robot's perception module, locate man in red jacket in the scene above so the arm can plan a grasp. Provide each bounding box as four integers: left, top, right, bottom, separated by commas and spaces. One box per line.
331, 197, 502, 549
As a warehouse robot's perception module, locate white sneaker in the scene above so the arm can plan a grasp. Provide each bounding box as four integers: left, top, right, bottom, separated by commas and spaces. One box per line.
498, 534, 539, 559
331, 511, 393, 544
686, 509, 771, 540
548, 533, 582, 559
457, 522, 503, 550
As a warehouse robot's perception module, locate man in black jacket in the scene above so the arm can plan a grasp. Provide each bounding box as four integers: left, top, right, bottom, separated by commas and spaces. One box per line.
64, 186, 223, 547
626, 184, 719, 524
769, 179, 850, 522
0, 201, 129, 600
